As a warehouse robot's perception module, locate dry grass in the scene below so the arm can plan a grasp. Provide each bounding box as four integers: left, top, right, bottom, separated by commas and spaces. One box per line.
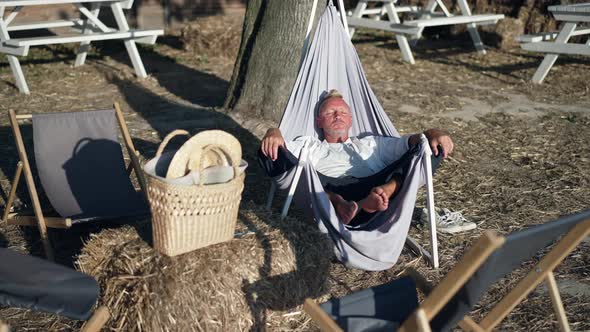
179, 13, 243, 61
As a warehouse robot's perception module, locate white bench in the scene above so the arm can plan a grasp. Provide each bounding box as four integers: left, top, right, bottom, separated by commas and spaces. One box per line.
345, 0, 505, 64
517, 3, 590, 83
347, 17, 421, 35
0, 0, 163, 94
404, 14, 504, 27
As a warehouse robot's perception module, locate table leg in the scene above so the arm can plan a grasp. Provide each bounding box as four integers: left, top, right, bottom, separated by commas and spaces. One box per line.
348, 0, 367, 38
410, 0, 437, 47
457, 0, 486, 54
531, 22, 577, 84
75, 3, 101, 67
111, 2, 148, 78
385, 2, 415, 64
0, 16, 29, 94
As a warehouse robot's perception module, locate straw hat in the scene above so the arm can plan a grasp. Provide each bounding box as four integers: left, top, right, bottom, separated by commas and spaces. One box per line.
166, 130, 242, 179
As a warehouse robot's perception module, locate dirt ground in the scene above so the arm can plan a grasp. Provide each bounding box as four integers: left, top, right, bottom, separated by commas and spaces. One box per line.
0, 9, 589, 332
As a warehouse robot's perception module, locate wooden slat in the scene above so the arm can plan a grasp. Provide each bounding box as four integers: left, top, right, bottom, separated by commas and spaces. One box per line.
348, 16, 421, 35
81, 306, 110, 332
418, 231, 505, 320
6, 213, 72, 229
458, 317, 485, 332
521, 41, 590, 56
8, 110, 53, 260
2, 161, 23, 222
404, 14, 504, 27
546, 272, 571, 332
0, 321, 9, 332
416, 308, 433, 332
114, 103, 148, 196
303, 299, 343, 332
4, 29, 163, 47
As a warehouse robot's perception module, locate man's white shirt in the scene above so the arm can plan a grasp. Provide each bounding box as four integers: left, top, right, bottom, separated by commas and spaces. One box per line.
285, 135, 411, 178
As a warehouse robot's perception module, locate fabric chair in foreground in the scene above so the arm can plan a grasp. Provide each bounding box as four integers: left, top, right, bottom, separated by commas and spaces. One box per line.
2, 103, 148, 260
304, 209, 590, 331
0, 248, 109, 331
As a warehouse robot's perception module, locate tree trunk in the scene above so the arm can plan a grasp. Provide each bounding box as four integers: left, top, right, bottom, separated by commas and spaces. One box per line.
225, 0, 322, 123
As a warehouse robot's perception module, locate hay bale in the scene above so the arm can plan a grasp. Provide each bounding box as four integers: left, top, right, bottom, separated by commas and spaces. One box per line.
179, 14, 243, 60
495, 18, 525, 50
76, 202, 332, 331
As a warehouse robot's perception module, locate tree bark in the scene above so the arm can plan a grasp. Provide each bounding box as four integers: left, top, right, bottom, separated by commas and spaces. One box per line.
225, 0, 322, 123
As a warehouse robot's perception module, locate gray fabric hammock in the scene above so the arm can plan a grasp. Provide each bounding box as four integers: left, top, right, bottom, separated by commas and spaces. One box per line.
274, 1, 435, 271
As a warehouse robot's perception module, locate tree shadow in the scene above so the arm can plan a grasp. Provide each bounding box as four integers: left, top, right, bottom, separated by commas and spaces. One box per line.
238, 208, 331, 331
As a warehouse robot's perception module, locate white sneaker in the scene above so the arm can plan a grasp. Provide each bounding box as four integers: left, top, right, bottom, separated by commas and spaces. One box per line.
421, 208, 476, 234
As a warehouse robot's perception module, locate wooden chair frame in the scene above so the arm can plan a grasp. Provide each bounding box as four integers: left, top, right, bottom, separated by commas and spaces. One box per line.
0, 320, 8, 332
1, 102, 146, 261
305, 217, 590, 332
81, 306, 110, 332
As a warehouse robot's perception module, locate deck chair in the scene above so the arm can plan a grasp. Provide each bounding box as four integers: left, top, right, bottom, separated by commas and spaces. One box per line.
2, 103, 148, 261
304, 209, 590, 331
0, 248, 109, 331
266, 1, 441, 270
346, 0, 504, 64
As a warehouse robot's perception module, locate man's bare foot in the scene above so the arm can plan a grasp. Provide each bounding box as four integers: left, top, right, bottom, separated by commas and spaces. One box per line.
328, 193, 358, 224
359, 188, 388, 213
377, 177, 400, 199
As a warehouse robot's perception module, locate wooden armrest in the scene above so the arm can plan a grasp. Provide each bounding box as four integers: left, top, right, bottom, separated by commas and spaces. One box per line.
0, 320, 10, 332
81, 306, 110, 332
303, 299, 343, 332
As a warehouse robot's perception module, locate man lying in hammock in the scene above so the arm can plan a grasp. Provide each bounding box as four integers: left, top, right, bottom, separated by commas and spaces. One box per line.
258, 89, 454, 226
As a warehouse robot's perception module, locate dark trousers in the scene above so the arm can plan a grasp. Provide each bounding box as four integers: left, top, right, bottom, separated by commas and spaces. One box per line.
258, 145, 443, 226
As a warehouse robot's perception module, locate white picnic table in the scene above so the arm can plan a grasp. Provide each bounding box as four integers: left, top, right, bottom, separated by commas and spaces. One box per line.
0, 0, 163, 94
517, 3, 590, 83
346, 0, 504, 64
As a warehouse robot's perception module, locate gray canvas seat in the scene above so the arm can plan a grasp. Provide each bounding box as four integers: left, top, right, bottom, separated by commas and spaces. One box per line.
305, 209, 590, 331
0, 248, 109, 331
3, 104, 147, 260
32, 110, 147, 222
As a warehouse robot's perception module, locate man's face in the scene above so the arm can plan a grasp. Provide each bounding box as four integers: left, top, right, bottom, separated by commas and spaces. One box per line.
317, 97, 352, 140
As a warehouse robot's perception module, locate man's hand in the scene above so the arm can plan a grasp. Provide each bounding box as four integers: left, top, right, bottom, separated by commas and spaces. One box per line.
424, 128, 454, 158
261, 128, 285, 161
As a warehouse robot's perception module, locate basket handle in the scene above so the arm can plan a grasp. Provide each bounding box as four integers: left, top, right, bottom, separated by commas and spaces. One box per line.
156, 130, 190, 158
197, 144, 241, 185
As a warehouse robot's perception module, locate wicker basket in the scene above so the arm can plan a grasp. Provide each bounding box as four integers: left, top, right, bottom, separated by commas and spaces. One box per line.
144, 130, 245, 256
